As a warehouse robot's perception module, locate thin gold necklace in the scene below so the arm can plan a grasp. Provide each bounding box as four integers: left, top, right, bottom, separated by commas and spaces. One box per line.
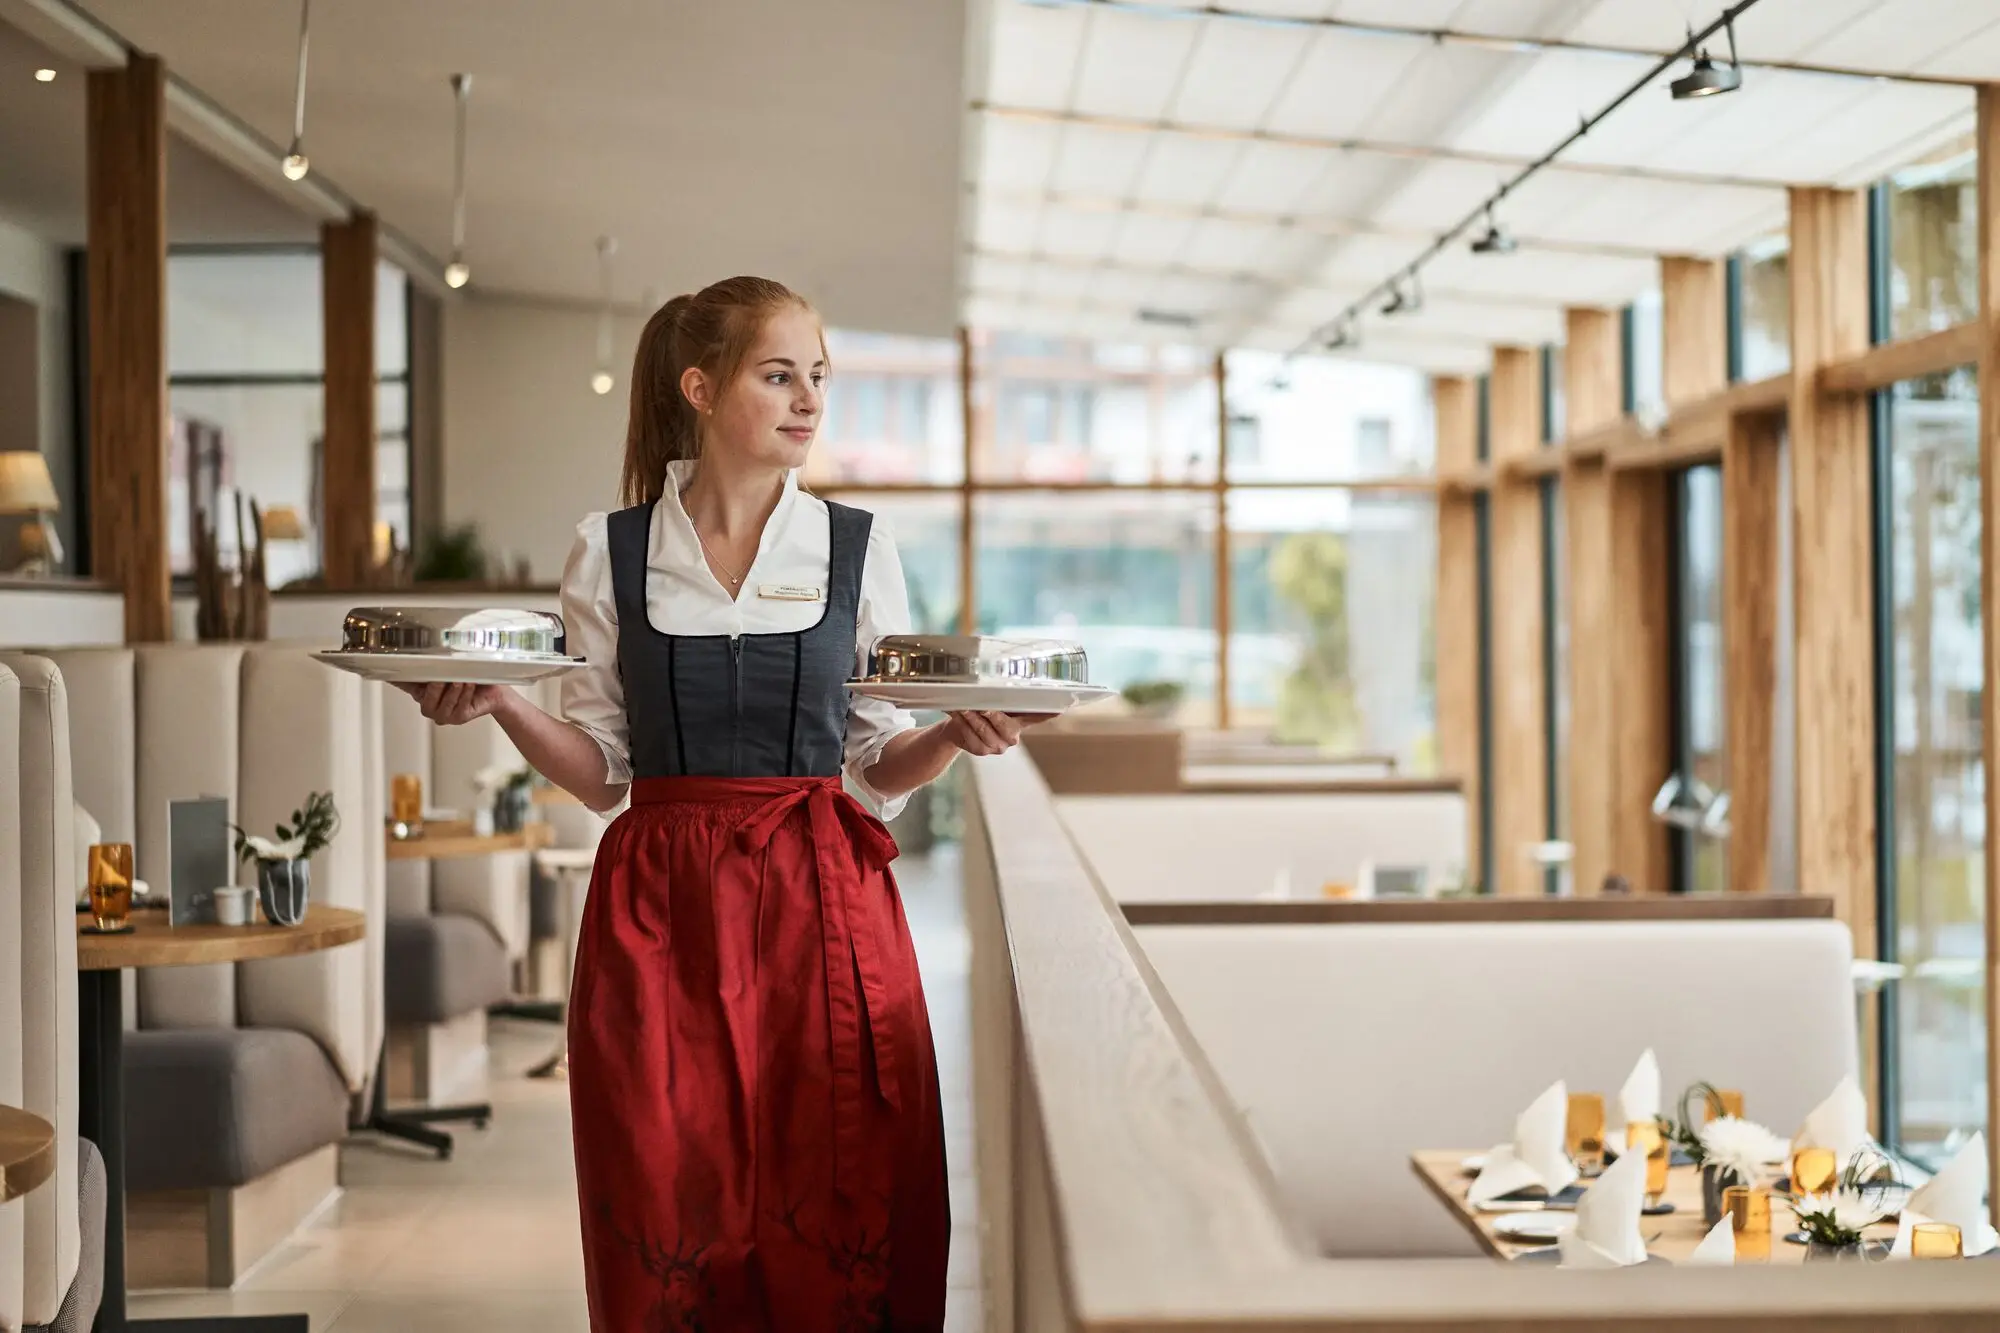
691, 525, 746, 586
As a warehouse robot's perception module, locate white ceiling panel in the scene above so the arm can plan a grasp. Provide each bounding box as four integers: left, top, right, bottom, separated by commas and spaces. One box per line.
1263, 29, 1433, 140
1048, 124, 1155, 194
1169, 18, 1310, 130
1035, 205, 1128, 259
1223, 141, 1346, 213
1071, 6, 1207, 119
975, 196, 1043, 253
976, 116, 1063, 193
1179, 216, 1324, 273
1314, 233, 1431, 287
1365, 159, 1508, 234
1919, 15, 2000, 77
1328, 0, 1493, 27
1499, 169, 1787, 255
1289, 152, 1434, 221
1781, 0, 2000, 73
970, 253, 1039, 296
1106, 210, 1205, 265
1444, 48, 1667, 159
1128, 133, 1250, 206
1423, 246, 1661, 307
988, 1, 1089, 110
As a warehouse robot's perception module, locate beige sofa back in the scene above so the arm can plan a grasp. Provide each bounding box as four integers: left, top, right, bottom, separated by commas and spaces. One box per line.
0, 667, 24, 1327
38, 646, 384, 1095
1132, 918, 1858, 1258
0, 655, 83, 1327
1057, 791, 1468, 901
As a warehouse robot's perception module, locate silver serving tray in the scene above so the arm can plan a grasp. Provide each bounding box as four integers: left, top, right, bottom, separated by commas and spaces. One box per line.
339, 606, 567, 659
861, 634, 1089, 685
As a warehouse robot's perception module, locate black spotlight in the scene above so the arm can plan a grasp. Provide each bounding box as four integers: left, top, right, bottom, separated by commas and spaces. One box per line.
1323, 320, 1358, 351
1381, 277, 1420, 316
1471, 209, 1516, 255
1671, 20, 1742, 99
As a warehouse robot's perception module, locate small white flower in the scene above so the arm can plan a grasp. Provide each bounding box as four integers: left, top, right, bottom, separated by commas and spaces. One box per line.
244, 834, 307, 862
1793, 1188, 1889, 1237
1699, 1116, 1790, 1185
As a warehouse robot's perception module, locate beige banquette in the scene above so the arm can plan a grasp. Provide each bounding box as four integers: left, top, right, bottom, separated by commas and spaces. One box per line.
964, 748, 2000, 1330
30, 645, 383, 1289
0, 656, 102, 1331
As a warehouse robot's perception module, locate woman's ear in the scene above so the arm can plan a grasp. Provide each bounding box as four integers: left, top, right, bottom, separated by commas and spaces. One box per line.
679, 365, 712, 415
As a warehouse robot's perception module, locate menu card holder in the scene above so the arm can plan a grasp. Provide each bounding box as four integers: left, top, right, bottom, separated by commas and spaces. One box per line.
169, 797, 232, 926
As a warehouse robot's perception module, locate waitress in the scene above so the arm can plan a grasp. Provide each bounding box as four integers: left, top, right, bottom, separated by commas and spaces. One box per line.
401, 275, 1028, 1331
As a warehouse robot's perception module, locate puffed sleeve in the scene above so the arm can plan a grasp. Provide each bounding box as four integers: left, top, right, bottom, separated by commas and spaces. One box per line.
558, 513, 632, 786
844, 517, 919, 820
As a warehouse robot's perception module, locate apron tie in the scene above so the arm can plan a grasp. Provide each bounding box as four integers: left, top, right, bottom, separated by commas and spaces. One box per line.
735, 779, 903, 1204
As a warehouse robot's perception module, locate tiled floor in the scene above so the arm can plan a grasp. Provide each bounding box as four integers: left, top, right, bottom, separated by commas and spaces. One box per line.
131, 846, 983, 1331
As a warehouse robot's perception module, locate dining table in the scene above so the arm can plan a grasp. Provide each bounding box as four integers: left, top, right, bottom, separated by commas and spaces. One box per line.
0, 1102, 58, 1204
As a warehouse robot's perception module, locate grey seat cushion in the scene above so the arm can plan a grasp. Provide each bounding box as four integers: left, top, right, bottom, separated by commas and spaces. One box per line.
27, 1137, 104, 1333
124, 1029, 350, 1191
529, 864, 560, 941
386, 913, 511, 1025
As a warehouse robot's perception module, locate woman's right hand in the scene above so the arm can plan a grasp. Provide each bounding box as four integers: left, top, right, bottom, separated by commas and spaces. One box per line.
396, 681, 509, 726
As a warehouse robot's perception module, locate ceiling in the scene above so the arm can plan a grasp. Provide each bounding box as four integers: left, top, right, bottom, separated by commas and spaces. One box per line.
7, 0, 968, 337
964, 0, 1991, 370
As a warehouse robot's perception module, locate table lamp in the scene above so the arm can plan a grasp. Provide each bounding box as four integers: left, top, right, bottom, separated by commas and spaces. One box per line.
0, 451, 62, 575
261, 504, 306, 542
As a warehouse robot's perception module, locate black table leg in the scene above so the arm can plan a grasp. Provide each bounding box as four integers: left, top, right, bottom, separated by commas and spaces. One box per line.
358, 1043, 490, 1161
80, 968, 309, 1333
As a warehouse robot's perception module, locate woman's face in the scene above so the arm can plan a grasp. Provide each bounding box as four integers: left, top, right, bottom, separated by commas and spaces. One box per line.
688, 304, 826, 471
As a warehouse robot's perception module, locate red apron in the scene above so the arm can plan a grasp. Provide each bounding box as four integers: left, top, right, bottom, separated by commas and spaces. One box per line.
567, 775, 948, 1331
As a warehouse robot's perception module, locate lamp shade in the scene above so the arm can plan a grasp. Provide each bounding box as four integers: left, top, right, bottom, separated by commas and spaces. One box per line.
0, 451, 58, 514
261, 504, 306, 541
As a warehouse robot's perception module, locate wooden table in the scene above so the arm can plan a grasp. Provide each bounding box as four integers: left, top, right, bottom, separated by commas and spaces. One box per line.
1412, 1151, 1900, 1264
385, 818, 554, 861
0, 1103, 57, 1203
77, 903, 366, 1333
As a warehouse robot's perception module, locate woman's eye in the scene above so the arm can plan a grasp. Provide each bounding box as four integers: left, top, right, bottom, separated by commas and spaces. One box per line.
768, 373, 790, 385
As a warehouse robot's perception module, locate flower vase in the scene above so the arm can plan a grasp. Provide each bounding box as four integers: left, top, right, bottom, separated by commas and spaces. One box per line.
1701, 1165, 1727, 1227
494, 786, 529, 834
1804, 1240, 1867, 1263
257, 858, 310, 927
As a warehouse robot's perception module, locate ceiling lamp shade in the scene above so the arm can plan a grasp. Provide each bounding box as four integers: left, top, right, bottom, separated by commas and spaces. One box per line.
1670, 19, 1743, 100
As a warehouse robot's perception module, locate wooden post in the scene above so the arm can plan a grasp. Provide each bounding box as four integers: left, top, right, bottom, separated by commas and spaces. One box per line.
1213, 352, 1231, 732
1789, 188, 1875, 946
1489, 347, 1545, 896
1723, 402, 1783, 896
1974, 84, 2000, 1215
958, 326, 976, 635
1564, 309, 1620, 897
86, 55, 170, 643
1433, 376, 1481, 882
321, 213, 379, 588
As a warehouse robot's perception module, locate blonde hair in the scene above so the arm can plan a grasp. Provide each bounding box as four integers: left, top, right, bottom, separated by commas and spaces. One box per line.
618, 276, 825, 507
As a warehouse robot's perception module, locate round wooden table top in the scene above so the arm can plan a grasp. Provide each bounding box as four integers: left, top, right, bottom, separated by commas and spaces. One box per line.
75, 903, 366, 971
0, 1104, 57, 1203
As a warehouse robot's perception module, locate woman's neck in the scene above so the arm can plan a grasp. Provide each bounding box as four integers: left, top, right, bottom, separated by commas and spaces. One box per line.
678, 455, 789, 543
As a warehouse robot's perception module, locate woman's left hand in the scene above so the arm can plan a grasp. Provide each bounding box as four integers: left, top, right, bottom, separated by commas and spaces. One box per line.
939, 710, 1047, 757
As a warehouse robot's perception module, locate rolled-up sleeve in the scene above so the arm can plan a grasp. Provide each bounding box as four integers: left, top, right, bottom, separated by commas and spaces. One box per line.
558, 513, 633, 786
844, 520, 919, 820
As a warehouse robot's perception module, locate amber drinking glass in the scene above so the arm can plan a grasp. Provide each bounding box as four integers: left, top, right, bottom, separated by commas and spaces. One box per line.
1627, 1121, 1669, 1205
1791, 1146, 1838, 1195
1704, 1089, 1745, 1121
1567, 1094, 1606, 1167
1726, 1185, 1772, 1260
87, 842, 134, 930
1912, 1222, 1963, 1259
390, 774, 423, 835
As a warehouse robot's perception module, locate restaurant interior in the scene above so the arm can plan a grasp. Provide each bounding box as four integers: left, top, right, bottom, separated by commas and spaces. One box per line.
6, 0, 2000, 1329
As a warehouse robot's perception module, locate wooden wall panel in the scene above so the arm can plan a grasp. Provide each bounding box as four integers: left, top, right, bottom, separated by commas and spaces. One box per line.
1724, 407, 1783, 895
1608, 465, 1674, 893
321, 213, 379, 588
1489, 347, 1545, 896
85, 56, 169, 643
1788, 187, 1874, 948
1975, 85, 2000, 1217
1662, 257, 1727, 406
1564, 309, 1620, 896
1433, 376, 1481, 880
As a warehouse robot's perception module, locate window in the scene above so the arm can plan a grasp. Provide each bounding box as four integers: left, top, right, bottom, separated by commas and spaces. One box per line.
978, 335, 1216, 484
1672, 465, 1727, 894
1223, 351, 1432, 482
1541, 344, 1567, 860
832, 492, 962, 637
1886, 133, 1976, 340
808, 329, 962, 486
1355, 416, 1393, 472
1625, 288, 1665, 422
1732, 232, 1791, 380
1883, 368, 1983, 1163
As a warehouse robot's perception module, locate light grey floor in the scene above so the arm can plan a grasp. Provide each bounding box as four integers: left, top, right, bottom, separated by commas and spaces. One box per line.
130, 845, 983, 1331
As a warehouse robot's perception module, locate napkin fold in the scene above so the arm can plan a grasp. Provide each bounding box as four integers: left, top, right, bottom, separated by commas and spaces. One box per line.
1685, 1215, 1736, 1267
1604, 1048, 1661, 1156
1258, 866, 1293, 902
1557, 1145, 1649, 1268
1468, 1081, 1581, 1206
1794, 1075, 1870, 1164
1890, 1133, 2000, 1258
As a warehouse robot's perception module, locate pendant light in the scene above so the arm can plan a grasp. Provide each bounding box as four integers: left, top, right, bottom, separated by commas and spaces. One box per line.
282, 0, 312, 180
443, 73, 472, 289
1469, 205, 1517, 255
1670, 19, 1743, 99
591, 237, 618, 396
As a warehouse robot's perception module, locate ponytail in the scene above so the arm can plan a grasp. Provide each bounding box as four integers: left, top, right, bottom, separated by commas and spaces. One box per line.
618, 276, 821, 508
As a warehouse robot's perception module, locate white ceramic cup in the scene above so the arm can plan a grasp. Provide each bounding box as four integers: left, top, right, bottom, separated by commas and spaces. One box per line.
213, 886, 252, 927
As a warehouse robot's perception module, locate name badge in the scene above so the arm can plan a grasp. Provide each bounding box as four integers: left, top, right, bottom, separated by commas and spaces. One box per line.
757, 583, 824, 603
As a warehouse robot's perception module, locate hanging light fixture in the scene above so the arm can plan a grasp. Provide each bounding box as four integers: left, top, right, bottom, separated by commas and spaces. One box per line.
1380, 274, 1422, 316
1670, 19, 1742, 99
591, 236, 618, 396
281, 0, 312, 180
443, 73, 472, 289
1323, 318, 1359, 352
1470, 205, 1517, 255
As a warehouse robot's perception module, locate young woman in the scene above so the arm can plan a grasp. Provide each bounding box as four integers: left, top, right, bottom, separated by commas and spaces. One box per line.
400, 276, 1031, 1331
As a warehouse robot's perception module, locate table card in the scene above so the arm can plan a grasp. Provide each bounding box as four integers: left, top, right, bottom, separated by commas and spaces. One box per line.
168, 797, 232, 926
1468, 1081, 1579, 1206
1794, 1075, 1870, 1164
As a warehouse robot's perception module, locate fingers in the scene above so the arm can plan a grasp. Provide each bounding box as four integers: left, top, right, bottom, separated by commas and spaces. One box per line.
948, 711, 1020, 757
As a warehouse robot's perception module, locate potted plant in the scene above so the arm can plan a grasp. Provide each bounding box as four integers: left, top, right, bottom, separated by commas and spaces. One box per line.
474, 763, 533, 835
231, 791, 339, 927
1791, 1152, 1898, 1261
1120, 679, 1185, 722
1666, 1083, 1790, 1226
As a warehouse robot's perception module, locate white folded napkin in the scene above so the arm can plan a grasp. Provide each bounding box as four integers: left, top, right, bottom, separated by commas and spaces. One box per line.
1557, 1145, 1649, 1268
1794, 1075, 1870, 1164
1604, 1048, 1661, 1156
1258, 866, 1293, 901
1468, 1081, 1581, 1206
1685, 1214, 1736, 1266
1890, 1133, 2000, 1258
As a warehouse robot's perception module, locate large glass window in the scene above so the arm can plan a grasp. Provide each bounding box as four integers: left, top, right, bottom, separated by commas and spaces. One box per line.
1226, 490, 1435, 769
1883, 368, 1984, 1162
1626, 288, 1665, 422
806, 330, 963, 486
1886, 134, 1976, 340
1673, 464, 1727, 894
1735, 232, 1791, 380
976, 334, 1217, 484
1223, 350, 1433, 481
837, 492, 962, 636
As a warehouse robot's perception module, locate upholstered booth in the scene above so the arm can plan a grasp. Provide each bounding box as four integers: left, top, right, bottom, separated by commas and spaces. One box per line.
1132, 918, 1858, 1258
1, 655, 104, 1331
34, 645, 384, 1288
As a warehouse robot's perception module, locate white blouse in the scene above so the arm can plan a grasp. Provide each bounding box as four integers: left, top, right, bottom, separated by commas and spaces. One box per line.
559, 461, 917, 818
